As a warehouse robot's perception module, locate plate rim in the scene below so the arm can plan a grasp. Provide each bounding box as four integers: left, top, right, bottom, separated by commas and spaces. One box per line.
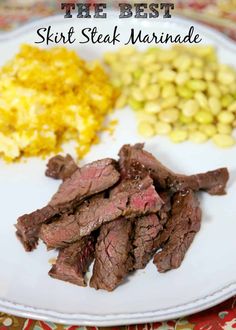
0, 283, 236, 326
0, 13, 236, 326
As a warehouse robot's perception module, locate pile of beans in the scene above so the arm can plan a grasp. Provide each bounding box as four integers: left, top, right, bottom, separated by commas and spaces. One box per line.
104, 46, 236, 148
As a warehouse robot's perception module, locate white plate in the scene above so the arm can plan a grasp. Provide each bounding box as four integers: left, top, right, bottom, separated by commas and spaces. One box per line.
0, 13, 236, 326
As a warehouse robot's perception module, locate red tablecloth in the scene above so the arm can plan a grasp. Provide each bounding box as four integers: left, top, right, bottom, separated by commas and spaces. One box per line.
0, 1, 236, 329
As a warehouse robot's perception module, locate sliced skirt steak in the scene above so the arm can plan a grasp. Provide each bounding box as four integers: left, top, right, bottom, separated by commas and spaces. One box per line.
49, 158, 120, 211
16, 158, 120, 251
133, 214, 162, 269
45, 154, 78, 181
119, 144, 229, 195
153, 190, 201, 272
90, 217, 133, 291
40, 176, 163, 249
49, 235, 95, 286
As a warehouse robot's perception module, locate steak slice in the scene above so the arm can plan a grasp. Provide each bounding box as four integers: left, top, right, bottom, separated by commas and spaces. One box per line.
90, 217, 133, 291
16, 158, 120, 251
153, 190, 201, 272
49, 158, 120, 212
49, 235, 95, 286
40, 176, 163, 249
16, 206, 56, 251
117, 147, 167, 269
45, 154, 78, 181
119, 144, 229, 195
133, 214, 162, 270
157, 191, 172, 227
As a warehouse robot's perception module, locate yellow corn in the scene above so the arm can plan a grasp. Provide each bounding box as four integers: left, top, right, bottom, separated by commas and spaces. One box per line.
189, 131, 208, 143
180, 114, 193, 124
228, 101, 236, 112
212, 134, 236, 148
187, 80, 207, 92
208, 82, 221, 98
200, 124, 217, 137
131, 87, 145, 102
146, 64, 162, 73
173, 55, 192, 71
195, 111, 214, 124
128, 99, 143, 111
144, 84, 160, 100
138, 121, 155, 138
182, 100, 199, 117
177, 86, 193, 99
0, 45, 117, 161
158, 70, 176, 82
161, 96, 179, 109
219, 84, 229, 95
136, 112, 156, 123
139, 73, 151, 89
221, 95, 234, 108
218, 111, 234, 124
115, 95, 127, 109
217, 123, 233, 134
105, 45, 236, 149
195, 92, 208, 108
169, 129, 188, 143
208, 97, 221, 115
175, 72, 190, 85
121, 73, 133, 85
155, 122, 172, 135
204, 70, 215, 81
133, 69, 142, 80
162, 84, 176, 98
144, 101, 161, 114
187, 122, 198, 131
159, 109, 179, 123
192, 57, 204, 68
143, 53, 157, 65
217, 71, 235, 85
190, 67, 203, 79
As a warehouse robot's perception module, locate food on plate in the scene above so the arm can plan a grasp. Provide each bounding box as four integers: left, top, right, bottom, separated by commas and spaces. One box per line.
45, 154, 78, 181
49, 235, 96, 286
40, 175, 162, 249
133, 214, 162, 270
90, 218, 133, 291
153, 190, 201, 272
0, 45, 117, 161
16, 158, 120, 251
104, 46, 236, 148
118, 143, 229, 195
16, 144, 229, 291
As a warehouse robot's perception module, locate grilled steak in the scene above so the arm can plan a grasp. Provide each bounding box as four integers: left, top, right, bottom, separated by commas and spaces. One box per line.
14, 143, 230, 291
49, 158, 120, 211
153, 190, 201, 272
118, 147, 166, 270
16, 158, 120, 251
45, 154, 78, 181
40, 176, 163, 249
119, 158, 148, 180
119, 144, 229, 195
157, 191, 172, 226
16, 206, 57, 251
49, 235, 95, 286
90, 218, 133, 291
133, 214, 162, 269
